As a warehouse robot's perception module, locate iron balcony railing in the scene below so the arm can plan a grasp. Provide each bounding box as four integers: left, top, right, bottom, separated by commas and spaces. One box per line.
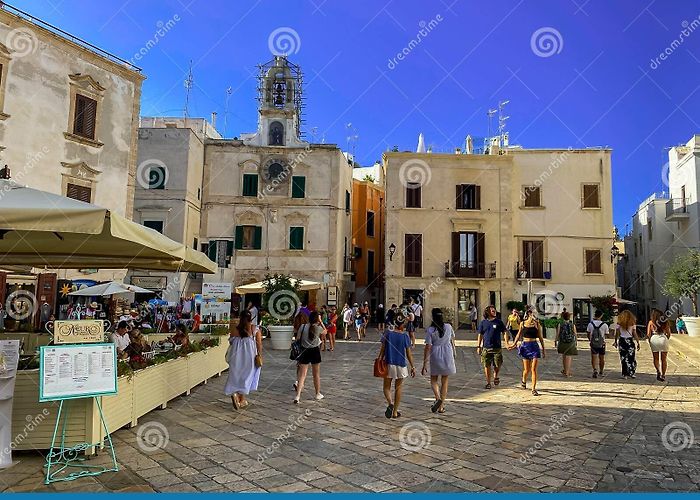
516, 261, 552, 280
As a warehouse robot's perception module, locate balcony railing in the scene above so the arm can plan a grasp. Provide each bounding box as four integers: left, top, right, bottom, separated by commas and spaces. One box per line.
516, 261, 552, 280
343, 256, 353, 273
445, 261, 496, 279
666, 198, 690, 221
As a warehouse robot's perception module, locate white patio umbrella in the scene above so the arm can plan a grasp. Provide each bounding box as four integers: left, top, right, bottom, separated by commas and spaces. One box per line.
0, 179, 216, 273
235, 278, 324, 294
68, 281, 155, 296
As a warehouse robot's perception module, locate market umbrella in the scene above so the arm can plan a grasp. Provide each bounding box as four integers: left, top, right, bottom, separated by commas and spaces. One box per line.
235, 278, 324, 294
68, 281, 155, 296
0, 179, 216, 273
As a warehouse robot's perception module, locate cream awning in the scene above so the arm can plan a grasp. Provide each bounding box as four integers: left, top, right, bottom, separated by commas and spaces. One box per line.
68, 281, 155, 296
235, 278, 324, 294
0, 179, 216, 273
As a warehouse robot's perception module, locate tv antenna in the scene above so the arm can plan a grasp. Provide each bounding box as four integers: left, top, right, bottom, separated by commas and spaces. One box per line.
224, 86, 233, 138
498, 100, 510, 146
184, 60, 194, 121
346, 123, 359, 158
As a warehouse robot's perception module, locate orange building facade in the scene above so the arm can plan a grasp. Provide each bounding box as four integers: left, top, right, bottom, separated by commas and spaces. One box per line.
350, 179, 385, 311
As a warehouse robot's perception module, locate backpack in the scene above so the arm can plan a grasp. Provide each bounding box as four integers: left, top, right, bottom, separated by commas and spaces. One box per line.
559, 321, 575, 343
589, 321, 605, 348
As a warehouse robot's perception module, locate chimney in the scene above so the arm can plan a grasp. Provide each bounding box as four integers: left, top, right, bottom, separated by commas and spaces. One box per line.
211, 111, 217, 129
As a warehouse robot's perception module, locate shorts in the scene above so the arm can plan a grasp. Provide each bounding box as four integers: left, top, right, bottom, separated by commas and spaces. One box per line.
386, 364, 409, 379
518, 341, 541, 360
508, 328, 519, 341
297, 346, 322, 365
481, 348, 503, 368
355, 319, 364, 328
649, 334, 669, 353
557, 340, 578, 356
590, 345, 606, 355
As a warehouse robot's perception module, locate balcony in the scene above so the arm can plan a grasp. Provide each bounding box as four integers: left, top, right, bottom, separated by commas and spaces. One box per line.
445, 261, 496, 279
343, 256, 353, 274
666, 198, 690, 221
516, 261, 552, 280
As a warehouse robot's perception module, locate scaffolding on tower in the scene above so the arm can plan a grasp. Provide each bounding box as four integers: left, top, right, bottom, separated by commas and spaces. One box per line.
255, 56, 306, 140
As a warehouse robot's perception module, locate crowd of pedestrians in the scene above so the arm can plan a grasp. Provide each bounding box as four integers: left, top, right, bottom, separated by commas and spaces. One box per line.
224, 298, 677, 414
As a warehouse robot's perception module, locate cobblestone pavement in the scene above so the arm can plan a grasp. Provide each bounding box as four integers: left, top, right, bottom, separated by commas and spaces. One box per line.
2, 329, 700, 492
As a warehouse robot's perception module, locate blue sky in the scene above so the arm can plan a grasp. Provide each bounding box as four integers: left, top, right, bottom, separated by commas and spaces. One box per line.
13, 0, 700, 229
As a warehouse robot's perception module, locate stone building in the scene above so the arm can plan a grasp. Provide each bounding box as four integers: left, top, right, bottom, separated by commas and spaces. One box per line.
384, 145, 616, 329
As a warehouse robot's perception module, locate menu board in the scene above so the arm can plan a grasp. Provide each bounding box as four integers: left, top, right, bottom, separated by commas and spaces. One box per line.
39, 343, 117, 402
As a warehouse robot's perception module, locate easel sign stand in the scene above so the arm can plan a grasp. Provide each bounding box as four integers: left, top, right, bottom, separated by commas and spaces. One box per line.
0, 340, 21, 469
41, 320, 118, 484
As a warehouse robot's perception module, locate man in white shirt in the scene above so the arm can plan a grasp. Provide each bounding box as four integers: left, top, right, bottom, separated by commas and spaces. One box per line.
248, 302, 259, 326
111, 321, 131, 358
342, 305, 354, 340
587, 310, 610, 378
411, 298, 423, 330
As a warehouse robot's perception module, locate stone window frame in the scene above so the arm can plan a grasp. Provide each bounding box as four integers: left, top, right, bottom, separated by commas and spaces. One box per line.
64, 73, 105, 148
0, 43, 12, 120
285, 211, 309, 252
60, 161, 102, 204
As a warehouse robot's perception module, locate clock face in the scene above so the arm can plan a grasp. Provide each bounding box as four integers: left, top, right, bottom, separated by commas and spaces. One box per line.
268, 162, 284, 180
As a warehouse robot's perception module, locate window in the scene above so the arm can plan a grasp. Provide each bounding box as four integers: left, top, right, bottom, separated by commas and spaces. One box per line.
148, 165, 166, 189
582, 184, 600, 208
345, 190, 351, 214
647, 219, 652, 240
522, 240, 545, 278
456, 184, 481, 210
366, 211, 375, 237
291, 176, 306, 198
406, 183, 421, 208
66, 183, 91, 203
638, 235, 642, 255
404, 234, 422, 277
585, 249, 602, 274
242, 174, 259, 197
73, 94, 98, 140
268, 121, 284, 146
450, 232, 485, 277
143, 220, 164, 233
367, 250, 375, 282
523, 186, 541, 207
193, 237, 198, 250
289, 226, 304, 250
234, 225, 262, 250
649, 263, 655, 297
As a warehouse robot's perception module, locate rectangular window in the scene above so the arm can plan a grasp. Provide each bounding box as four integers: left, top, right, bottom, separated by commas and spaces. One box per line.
522, 240, 545, 278
523, 186, 541, 207
289, 226, 304, 250
638, 235, 642, 255
291, 176, 306, 198
582, 184, 600, 208
585, 249, 602, 274
367, 249, 375, 282
73, 94, 98, 140
66, 183, 91, 203
143, 220, 164, 233
647, 219, 652, 241
366, 211, 375, 237
148, 166, 166, 189
450, 231, 485, 277
234, 225, 262, 250
456, 184, 481, 210
406, 183, 421, 208
404, 233, 422, 277
242, 174, 259, 197
345, 190, 351, 214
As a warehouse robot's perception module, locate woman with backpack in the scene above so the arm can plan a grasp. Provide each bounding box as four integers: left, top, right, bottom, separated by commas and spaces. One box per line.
421, 308, 456, 414
614, 310, 641, 379
554, 311, 577, 377
647, 308, 671, 382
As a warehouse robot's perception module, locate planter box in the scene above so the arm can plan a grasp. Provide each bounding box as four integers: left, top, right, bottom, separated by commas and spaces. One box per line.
11, 340, 227, 451
268, 325, 294, 350
683, 316, 700, 337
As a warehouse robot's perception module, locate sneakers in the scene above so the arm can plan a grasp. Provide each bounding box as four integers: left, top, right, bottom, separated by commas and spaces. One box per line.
293, 381, 298, 391
293, 397, 299, 404
315, 393, 325, 401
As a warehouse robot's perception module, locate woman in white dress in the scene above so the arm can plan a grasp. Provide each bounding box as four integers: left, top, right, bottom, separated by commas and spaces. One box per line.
647, 308, 671, 382
421, 308, 456, 414
224, 310, 262, 409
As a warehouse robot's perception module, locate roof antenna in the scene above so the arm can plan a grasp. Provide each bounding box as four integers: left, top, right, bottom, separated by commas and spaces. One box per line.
184, 60, 194, 123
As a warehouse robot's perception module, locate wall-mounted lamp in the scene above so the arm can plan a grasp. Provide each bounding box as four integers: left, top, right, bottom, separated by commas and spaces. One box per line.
610, 243, 620, 263
389, 243, 396, 261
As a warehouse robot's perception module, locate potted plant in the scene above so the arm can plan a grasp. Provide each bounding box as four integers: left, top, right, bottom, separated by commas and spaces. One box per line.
540, 317, 560, 339
663, 250, 700, 337
262, 273, 302, 350
589, 295, 616, 323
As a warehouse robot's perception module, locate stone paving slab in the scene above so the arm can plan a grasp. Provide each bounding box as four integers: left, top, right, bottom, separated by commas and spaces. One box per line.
1, 328, 699, 492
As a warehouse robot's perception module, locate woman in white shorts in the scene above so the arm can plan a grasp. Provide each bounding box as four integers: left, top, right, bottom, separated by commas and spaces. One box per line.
647, 308, 671, 382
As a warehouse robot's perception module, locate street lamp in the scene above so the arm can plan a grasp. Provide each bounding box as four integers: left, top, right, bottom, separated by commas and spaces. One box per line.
389, 243, 396, 261
610, 243, 620, 263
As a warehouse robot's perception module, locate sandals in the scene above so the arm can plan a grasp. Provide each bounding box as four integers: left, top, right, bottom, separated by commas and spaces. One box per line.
494, 377, 500, 386
521, 380, 527, 389
231, 395, 240, 410
385, 404, 394, 419
484, 383, 492, 389
437, 407, 446, 414
391, 411, 402, 419
532, 389, 540, 396
431, 400, 442, 413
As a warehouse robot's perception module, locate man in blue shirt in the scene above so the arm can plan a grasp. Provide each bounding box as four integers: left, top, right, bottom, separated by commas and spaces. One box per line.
477, 305, 509, 389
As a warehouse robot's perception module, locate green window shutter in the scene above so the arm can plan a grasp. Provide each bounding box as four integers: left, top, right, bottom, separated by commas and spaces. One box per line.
253, 226, 262, 250
234, 226, 243, 249
289, 227, 304, 250
242, 174, 258, 197
206, 242, 216, 261
291, 176, 306, 198
226, 240, 234, 257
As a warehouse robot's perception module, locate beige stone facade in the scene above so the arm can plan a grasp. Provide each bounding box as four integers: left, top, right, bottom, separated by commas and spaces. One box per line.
384, 147, 615, 328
